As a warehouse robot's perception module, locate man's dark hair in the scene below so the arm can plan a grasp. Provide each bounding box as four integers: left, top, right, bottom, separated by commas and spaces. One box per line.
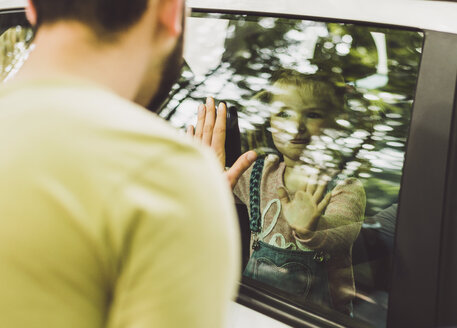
33, 0, 149, 37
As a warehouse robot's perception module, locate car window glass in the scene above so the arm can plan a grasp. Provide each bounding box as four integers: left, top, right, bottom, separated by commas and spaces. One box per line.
0, 18, 33, 83
160, 12, 423, 327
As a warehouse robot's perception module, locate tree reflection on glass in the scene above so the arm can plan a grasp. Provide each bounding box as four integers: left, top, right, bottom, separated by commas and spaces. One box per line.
158, 12, 423, 326
160, 14, 422, 217
0, 26, 33, 82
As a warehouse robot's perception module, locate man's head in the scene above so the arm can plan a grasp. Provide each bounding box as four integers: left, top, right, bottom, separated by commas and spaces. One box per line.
27, 0, 149, 40
24, 0, 185, 108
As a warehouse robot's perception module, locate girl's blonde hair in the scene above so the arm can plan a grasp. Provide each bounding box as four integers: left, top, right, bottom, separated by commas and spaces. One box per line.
254, 69, 346, 114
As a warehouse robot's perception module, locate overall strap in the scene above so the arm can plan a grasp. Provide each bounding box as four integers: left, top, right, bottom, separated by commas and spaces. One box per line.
249, 159, 339, 232
326, 172, 343, 194
249, 158, 265, 233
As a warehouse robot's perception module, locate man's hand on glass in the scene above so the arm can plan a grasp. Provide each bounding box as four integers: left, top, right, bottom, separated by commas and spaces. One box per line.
187, 97, 257, 189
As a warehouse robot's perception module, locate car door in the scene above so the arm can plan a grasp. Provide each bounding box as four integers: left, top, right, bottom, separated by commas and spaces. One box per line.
157, 2, 457, 327
2, 1, 457, 327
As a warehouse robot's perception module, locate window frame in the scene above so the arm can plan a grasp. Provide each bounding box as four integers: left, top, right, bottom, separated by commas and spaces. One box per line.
432, 32, 457, 327
383, 29, 457, 328
0, 8, 29, 28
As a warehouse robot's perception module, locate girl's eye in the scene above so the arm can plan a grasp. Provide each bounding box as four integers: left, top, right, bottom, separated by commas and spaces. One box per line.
307, 112, 323, 119
276, 110, 292, 118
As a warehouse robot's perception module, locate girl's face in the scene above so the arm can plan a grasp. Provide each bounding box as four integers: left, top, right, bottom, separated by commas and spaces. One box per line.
270, 83, 335, 162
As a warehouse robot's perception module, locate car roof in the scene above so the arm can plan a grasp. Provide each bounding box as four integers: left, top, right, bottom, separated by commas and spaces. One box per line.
0, 0, 26, 11
1, 0, 457, 34
188, 0, 457, 34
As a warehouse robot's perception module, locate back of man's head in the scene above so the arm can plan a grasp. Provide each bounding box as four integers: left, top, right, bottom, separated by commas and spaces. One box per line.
31, 0, 149, 38
21, 0, 184, 106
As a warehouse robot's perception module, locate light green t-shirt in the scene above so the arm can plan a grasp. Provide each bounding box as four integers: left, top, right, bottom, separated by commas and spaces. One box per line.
0, 79, 240, 328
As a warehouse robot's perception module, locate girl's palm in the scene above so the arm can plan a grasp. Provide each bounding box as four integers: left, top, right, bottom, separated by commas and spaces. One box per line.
278, 175, 331, 233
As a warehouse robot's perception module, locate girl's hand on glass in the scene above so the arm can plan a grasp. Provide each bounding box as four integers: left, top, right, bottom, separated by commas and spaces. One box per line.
187, 97, 257, 189
277, 175, 331, 236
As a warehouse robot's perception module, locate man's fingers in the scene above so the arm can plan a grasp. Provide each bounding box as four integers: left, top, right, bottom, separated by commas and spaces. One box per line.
225, 150, 257, 189
194, 104, 205, 139
277, 186, 290, 205
317, 193, 331, 213
187, 125, 194, 136
202, 97, 216, 145
211, 102, 227, 149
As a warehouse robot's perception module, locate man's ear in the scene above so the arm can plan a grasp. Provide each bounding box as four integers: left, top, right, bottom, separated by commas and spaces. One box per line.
25, 0, 37, 26
158, 0, 184, 36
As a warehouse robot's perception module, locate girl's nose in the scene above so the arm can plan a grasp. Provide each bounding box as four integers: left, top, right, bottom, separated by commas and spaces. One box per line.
297, 118, 307, 133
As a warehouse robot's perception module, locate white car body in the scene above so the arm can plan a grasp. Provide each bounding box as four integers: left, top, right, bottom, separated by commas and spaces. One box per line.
2, 0, 457, 33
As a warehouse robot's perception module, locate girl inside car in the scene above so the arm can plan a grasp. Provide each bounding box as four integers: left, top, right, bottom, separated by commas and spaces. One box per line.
234, 69, 366, 315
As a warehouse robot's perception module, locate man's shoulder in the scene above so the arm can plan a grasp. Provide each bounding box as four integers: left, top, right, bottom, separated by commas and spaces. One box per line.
2, 79, 194, 150
0, 79, 215, 188
78, 86, 218, 185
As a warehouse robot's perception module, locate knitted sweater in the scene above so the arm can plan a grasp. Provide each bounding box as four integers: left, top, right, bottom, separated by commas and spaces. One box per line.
234, 154, 366, 314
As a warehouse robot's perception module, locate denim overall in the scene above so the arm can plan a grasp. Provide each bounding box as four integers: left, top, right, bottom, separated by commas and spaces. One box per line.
243, 158, 333, 307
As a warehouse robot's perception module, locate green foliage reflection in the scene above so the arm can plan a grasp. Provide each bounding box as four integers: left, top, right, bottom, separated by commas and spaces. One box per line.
161, 14, 422, 218
0, 26, 33, 82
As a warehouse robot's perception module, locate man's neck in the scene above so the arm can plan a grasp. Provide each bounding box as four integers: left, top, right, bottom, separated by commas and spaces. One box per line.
12, 22, 159, 102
